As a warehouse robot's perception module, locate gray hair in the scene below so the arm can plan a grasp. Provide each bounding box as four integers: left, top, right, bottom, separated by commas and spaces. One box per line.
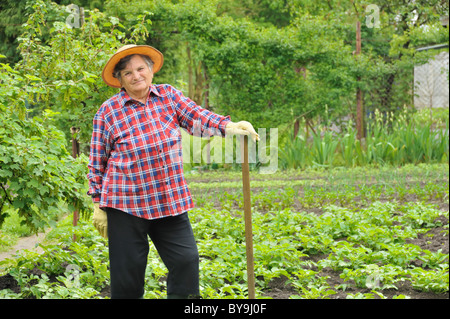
113, 54, 154, 82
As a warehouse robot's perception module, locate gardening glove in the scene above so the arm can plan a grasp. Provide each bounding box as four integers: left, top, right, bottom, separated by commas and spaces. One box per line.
225, 121, 260, 142
93, 203, 108, 239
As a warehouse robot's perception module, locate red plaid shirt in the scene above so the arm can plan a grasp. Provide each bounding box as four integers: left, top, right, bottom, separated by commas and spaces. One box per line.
87, 84, 230, 220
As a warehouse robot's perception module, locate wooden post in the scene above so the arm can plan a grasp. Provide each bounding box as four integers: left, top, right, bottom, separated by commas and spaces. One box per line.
80, 6, 85, 27
71, 127, 80, 242
241, 135, 255, 299
356, 20, 364, 141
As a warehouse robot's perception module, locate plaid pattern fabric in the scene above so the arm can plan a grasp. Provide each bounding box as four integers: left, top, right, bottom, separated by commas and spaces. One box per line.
87, 84, 230, 220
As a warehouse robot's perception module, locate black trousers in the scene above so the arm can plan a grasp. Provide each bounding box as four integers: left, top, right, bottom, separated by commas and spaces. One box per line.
106, 208, 199, 299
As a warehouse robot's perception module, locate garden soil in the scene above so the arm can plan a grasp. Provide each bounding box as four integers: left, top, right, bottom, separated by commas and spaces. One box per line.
0, 175, 449, 299
262, 215, 449, 299
1, 207, 448, 299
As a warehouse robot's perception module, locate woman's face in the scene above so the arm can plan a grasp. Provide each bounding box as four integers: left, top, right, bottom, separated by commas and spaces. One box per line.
118, 55, 153, 97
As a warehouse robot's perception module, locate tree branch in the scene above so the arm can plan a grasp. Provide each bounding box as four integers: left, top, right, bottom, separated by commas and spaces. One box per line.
0, 183, 13, 205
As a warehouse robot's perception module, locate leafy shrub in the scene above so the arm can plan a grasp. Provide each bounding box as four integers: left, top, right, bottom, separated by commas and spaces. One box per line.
0, 104, 90, 232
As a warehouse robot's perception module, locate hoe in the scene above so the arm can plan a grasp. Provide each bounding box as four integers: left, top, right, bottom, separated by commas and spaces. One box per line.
241, 135, 255, 299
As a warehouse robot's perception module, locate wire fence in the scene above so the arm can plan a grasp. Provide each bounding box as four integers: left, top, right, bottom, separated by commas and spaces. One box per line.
362, 45, 449, 117
414, 49, 449, 110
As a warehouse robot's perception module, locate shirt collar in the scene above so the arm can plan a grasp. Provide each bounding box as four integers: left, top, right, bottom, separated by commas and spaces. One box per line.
118, 85, 162, 107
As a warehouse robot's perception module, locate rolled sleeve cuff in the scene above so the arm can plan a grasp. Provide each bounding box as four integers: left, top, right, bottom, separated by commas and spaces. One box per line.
219, 116, 231, 137
91, 194, 101, 203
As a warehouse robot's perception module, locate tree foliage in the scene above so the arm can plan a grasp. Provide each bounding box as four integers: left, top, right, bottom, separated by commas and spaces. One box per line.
2, 0, 448, 137
13, 0, 154, 150
0, 0, 448, 231
0, 68, 89, 231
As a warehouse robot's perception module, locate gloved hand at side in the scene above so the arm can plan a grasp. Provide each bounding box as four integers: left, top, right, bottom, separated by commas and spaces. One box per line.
93, 203, 108, 239
225, 121, 259, 142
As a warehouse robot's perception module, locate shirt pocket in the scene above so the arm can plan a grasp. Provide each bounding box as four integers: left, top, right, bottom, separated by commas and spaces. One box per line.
113, 123, 158, 168
159, 113, 182, 158
114, 126, 136, 152
160, 114, 180, 137
113, 126, 144, 172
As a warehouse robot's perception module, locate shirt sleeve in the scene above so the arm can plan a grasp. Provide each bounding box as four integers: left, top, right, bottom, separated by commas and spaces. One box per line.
167, 85, 231, 137
87, 105, 113, 202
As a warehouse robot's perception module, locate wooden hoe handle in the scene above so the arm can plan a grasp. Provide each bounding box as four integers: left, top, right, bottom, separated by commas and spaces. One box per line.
241, 135, 255, 299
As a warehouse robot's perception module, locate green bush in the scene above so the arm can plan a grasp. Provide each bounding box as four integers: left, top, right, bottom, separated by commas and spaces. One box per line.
0, 104, 90, 232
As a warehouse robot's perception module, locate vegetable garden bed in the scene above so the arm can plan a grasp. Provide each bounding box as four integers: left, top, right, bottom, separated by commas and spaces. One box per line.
0, 164, 448, 299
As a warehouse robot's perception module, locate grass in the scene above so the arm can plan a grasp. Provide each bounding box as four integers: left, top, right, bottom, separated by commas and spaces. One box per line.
0, 201, 72, 253
0, 210, 32, 252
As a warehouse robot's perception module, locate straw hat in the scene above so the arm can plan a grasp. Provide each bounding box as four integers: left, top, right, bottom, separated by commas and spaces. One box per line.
101, 44, 164, 88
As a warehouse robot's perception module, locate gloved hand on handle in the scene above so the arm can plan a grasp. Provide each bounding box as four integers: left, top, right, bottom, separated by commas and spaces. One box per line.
225, 121, 259, 142
93, 203, 108, 238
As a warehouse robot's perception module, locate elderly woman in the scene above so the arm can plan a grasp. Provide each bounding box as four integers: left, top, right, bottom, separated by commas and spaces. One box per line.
87, 45, 258, 299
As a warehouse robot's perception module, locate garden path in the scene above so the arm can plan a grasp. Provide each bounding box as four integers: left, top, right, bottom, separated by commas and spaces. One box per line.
0, 230, 48, 264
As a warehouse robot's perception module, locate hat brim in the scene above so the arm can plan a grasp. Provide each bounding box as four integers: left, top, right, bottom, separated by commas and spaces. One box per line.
101, 45, 164, 88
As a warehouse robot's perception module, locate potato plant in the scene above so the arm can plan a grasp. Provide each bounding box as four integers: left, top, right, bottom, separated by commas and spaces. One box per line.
0, 164, 448, 299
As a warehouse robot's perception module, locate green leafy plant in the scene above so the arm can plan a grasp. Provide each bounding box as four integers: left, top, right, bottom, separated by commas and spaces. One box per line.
1, 164, 448, 299
0, 104, 90, 232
